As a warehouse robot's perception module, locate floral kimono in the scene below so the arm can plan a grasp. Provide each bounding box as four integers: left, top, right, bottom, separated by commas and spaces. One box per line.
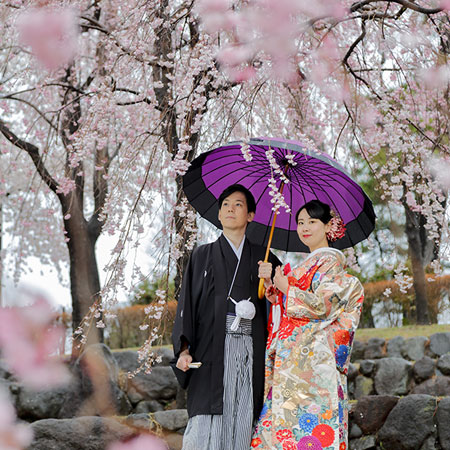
251, 248, 364, 450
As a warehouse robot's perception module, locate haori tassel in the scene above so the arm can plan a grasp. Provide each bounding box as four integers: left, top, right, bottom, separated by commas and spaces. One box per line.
229, 297, 256, 331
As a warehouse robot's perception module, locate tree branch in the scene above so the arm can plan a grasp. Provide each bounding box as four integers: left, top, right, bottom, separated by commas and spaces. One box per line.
351, 0, 443, 15
0, 94, 58, 130
342, 20, 383, 100
0, 119, 59, 193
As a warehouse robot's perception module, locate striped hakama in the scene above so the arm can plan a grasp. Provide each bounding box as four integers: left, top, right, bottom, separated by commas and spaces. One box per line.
182, 315, 254, 450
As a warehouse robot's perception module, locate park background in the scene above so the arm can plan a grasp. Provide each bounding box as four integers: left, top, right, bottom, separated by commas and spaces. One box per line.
0, 0, 449, 449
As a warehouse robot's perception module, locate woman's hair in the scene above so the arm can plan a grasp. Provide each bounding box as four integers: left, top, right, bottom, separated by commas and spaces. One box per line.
296, 200, 332, 224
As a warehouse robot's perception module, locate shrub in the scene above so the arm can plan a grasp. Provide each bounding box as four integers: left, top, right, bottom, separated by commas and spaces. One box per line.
362, 275, 450, 327
105, 301, 177, 349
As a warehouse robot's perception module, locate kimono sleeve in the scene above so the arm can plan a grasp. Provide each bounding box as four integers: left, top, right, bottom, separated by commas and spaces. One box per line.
285, 254, 363, 325
326, 276, 364, 374
172, 249, 196, 357
170, 249, 198, 389
285, 254, 364, 374
285, 255, 343, 320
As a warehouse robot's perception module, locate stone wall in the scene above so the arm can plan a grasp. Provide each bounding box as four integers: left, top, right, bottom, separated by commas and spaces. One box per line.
0, 344, 185, 449
1, 332, 449, 449
347, 332, 450, 450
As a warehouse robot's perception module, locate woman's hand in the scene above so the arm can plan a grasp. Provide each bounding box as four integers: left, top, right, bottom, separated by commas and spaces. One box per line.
258, 261, 273, 287
273, 266, 289, 295
176, 349, 193, 372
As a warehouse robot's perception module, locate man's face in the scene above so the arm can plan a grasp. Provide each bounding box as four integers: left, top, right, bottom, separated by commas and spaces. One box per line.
218, 191, 255, 232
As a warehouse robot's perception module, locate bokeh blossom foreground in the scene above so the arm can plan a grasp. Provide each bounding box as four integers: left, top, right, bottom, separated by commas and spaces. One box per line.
0, 386, 33, 450
108, 434, 168, 450
0, 295, 71, 390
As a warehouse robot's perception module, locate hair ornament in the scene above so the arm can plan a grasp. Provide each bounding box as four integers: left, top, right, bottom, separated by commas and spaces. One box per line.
326, 211, 346, 242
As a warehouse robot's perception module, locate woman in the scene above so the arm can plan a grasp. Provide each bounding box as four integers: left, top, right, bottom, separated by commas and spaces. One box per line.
252, 200, 364, 450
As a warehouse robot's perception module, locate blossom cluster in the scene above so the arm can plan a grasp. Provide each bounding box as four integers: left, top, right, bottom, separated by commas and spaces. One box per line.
267, 176, 291, 214
18, 6, 79, 71
0, 293, 76, 448
240, 141, 252, 161
196, 0, 347, 81
0, 386, 33, 450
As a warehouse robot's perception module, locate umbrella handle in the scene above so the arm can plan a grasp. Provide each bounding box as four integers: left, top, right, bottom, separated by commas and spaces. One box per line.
258, 278, 266, 299
258, 166, 287, 300
257, 210, 280, 300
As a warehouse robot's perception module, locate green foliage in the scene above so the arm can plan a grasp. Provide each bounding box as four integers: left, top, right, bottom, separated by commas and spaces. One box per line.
355, 323, 450, 342
131, 277, 175, 305
105, 302, 177, 349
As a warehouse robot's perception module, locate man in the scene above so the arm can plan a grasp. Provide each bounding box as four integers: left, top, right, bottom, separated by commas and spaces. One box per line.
172, 184, 281, 450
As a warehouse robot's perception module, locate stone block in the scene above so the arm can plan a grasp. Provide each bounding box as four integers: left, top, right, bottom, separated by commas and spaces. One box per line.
354, 375, 374, 400
412, 376, 450, 396
403, 336, 428, 361
429, 333, 450, 357
125, 366, 178, 404
413, 356, 436, 383
348, 363, 359, 381
29, 416, 135, 450
364, 338, 385, 360
387, 336, 405, 358
359, 360, 376, 377
351, 340, 366, 362
352, 394, 399, 435
348, 435, 377, 450
378, 394, 437, 450
374, 358, 412, 396
153, 409, 189, 431
437, 353, 450, 376
16, 387, 67, 421
437, 397, 450, 450
135, 400, 164, 414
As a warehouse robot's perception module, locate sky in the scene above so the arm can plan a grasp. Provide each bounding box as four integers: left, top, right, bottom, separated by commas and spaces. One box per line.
1, 232, 153, 310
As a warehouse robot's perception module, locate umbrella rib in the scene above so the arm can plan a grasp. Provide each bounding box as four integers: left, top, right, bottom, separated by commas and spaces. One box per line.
291, 161, 361, 210
183, 141, 375, 251
289, 165, 369, 244
195, 155, 276, 233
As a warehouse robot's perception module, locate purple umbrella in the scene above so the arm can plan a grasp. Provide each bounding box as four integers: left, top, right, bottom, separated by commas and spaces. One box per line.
183, 137, 375, 253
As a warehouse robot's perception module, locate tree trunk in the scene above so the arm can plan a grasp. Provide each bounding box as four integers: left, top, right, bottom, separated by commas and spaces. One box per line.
404, 203, 430, 325
62, 195, 103, 349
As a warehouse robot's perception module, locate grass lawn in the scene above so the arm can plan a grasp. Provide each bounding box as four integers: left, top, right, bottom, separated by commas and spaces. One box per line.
355, 323, 450, 342
112, 344, 172, 352
112, 324, 449, 352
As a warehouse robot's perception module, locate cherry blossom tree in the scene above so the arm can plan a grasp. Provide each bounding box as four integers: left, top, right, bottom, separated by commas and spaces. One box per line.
0, 0, 229, 348
196, 0, 450, 324
0, 0, 448, 349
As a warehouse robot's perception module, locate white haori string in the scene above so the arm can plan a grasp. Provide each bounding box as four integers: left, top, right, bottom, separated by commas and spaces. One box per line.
227, 252, 256, 332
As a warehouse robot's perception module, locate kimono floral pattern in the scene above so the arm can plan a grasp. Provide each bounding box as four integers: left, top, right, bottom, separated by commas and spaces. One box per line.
252, 248, 364, 450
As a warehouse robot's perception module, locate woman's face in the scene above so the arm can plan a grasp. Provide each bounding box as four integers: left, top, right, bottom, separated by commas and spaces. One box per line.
297, 208, 331, 252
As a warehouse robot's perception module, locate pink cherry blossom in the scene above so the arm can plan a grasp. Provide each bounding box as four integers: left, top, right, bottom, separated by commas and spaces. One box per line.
417, 66, 450, 89
18, 7, 79, 71
108, 434, 168, 450
226, 66, 257, 82
0, 386, 33, 450
0, 0, 448, 363
196, 0, 231, 14
428, 156, 450, 189
198, 0, 348, 81
0, 294, 71, 390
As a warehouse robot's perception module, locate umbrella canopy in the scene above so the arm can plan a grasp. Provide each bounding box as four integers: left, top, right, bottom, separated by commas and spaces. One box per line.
183, 137, 375, 252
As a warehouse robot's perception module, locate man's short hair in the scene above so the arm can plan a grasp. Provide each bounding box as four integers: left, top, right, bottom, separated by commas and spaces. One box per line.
218, 184, 256, 213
